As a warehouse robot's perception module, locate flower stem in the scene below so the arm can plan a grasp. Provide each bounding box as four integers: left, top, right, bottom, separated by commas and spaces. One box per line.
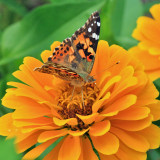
86, 133, 101, 160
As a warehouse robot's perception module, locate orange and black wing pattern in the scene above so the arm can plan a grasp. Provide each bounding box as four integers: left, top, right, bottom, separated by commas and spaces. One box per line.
36, 11, 100, 81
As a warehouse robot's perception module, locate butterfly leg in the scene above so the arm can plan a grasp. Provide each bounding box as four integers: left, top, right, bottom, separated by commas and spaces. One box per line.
70, 85, 75, 100
81, 87, 85, 107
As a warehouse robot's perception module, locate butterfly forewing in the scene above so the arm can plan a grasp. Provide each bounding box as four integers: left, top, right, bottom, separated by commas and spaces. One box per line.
70, 11, 100, 78
36, 11, 100, 82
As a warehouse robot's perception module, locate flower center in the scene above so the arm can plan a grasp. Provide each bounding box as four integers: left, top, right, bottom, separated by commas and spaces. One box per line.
57, 83, 99, 130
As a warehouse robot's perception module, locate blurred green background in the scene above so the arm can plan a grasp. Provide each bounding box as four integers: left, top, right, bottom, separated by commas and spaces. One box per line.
0, 0, 160, 159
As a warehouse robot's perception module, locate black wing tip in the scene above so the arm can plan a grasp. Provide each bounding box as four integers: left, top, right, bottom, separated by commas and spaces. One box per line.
89, 11, 100, 24
92, 11, 100, 17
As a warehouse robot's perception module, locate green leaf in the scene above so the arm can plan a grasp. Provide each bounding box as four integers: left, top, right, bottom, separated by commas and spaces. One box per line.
0, 30, 2, 56
143, 0, 160, 14
108, 0, 143, 49
49, 0, 89, 3
153, 78, 160, 100
147, 149, 160, 160
100, 0, 117, 45
0, 0, 105, 68
0, 138, 21, 160
36, 137, 64, 160
0, 0, 27, 16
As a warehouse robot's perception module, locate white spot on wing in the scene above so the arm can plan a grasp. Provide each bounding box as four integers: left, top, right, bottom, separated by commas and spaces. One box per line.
92, 33, 96, 38
94, 21, 96, 23
92, 33, 99, 40
97, 22, 100, 27
91, 23, 93, 26
88, 27, 92, 32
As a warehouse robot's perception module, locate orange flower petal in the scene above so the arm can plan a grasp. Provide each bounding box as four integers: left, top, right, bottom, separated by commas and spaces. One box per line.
0, 113, 15, 136
111, 115, 152, 131
13, 58, 56, 103
38, 129, 67, 143
102, 94, 137, 114
139, 124, 160, 149
2, 94, 52, 119
15, 131, 35, 143
109, 45, 132, 76
110, 127, 150, 152
97, 76, 121, 99
11, 98, 51, 119
135, 82, 159, 107
150, 4, 160, 22
92, 92, 110, 113
146, 69, 160, 81
7, 82, 43, 101
14, 117, 53, 127
76, 113, 98, 125
53, 117, 78, 126
96, 71, 111, 89
50, 41, 61, 51
91, 41, 110, 83
58, 135, 81, 160
100, 111, 118, 117
89, 120, 110, 136
21, 125, 58, 133
17, 131, 42, 153
111, 106, 150, 120
132, 27, 145, 41
148, 101, 160, 121
109, 68, 138, 101
138, 17, 160, 43
22, 138, 57, 160
133, 17, 160, 43
41, 50, 52, 63
99, 153, 118, 160
43, 139, 63, 160
41, 41, 61, 62
7, 82, 58, 109
91, 132, 119, 155
129, 46, 160, 70
79, 137, 98, 160
139, 40, 160, 52
116, 142, 147, 160
23, 56, 43, 70
68, 129, 89, 136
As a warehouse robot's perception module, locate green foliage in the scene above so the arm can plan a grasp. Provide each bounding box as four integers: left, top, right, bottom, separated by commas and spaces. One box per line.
0, 0, 160, 159
147, 149, 160, 160
0, 0, 28, 16
143, 0, 160, 14
0, 138, 21, 160
0, 0, 105, 67
101, 0, 143, 49
36, 137, 64, 160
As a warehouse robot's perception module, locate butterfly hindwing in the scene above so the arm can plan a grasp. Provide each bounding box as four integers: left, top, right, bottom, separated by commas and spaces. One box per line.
48, 38, 74, 65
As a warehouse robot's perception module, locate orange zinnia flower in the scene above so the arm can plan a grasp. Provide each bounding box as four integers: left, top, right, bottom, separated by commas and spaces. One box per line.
129, 4, 160, 81
0, 40, 160, 160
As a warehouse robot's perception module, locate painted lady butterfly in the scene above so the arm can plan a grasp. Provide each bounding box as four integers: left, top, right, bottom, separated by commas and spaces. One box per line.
35, 11, 100, 86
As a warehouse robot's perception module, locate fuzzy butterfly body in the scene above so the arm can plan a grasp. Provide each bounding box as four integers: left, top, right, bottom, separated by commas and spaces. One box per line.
35, 11, 100, 86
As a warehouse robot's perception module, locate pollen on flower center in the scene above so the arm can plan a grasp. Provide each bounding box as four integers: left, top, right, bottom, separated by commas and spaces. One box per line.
57, 83, 99, 130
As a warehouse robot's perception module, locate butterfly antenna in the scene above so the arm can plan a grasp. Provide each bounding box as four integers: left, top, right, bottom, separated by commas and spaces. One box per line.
91, 61, 120, 77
